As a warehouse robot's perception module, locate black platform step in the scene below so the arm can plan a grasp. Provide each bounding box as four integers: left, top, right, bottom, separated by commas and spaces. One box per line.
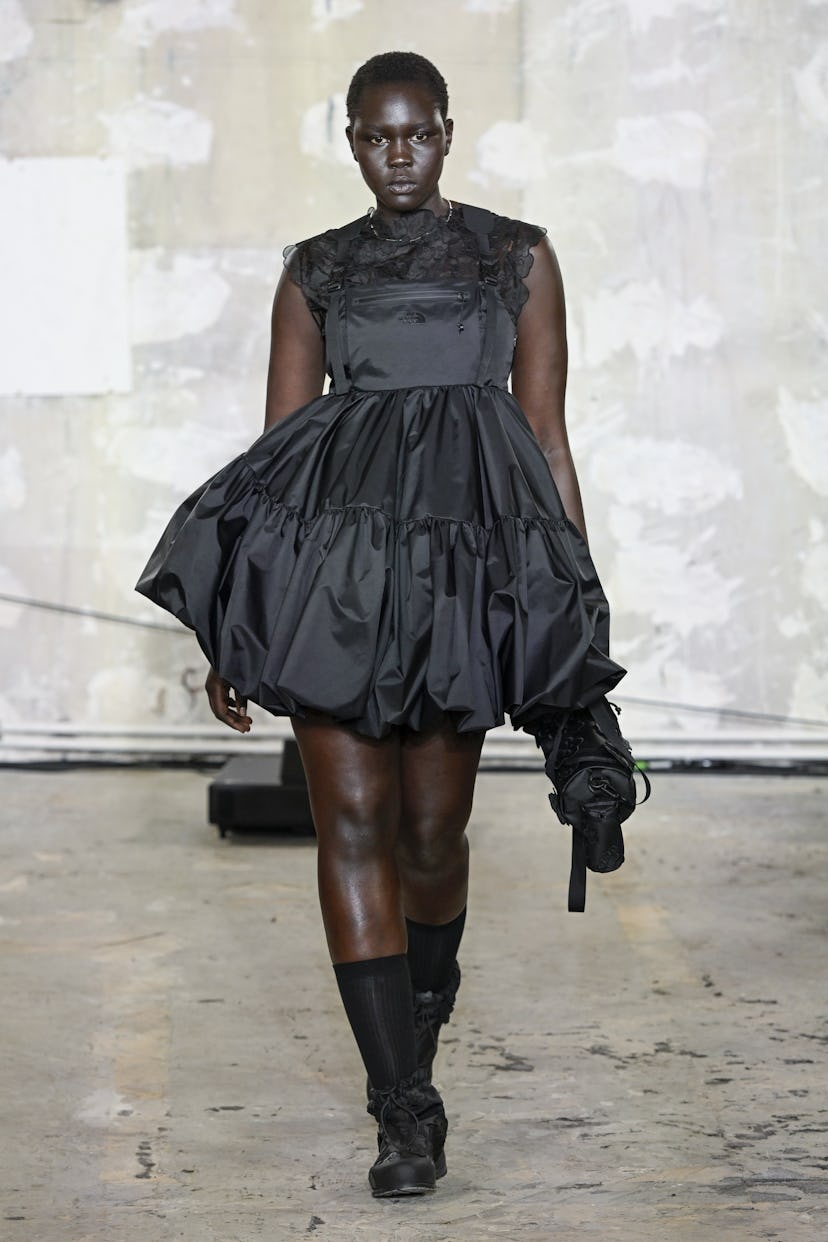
207, 742, 315, 838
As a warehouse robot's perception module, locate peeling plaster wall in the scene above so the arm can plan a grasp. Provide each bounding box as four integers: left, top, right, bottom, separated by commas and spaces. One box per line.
521, 0, 828, 733
0, 0, 825, 735
0, 0, 521, 729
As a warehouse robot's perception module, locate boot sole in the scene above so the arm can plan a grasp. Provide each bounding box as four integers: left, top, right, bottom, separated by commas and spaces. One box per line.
371, 1182, 436, 1198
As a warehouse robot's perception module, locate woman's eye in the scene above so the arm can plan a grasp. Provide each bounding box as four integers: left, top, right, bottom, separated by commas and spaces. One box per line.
414, 131, 430, 142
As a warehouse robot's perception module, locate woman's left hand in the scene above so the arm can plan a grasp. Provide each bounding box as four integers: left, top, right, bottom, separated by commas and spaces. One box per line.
205, 666, 252, 733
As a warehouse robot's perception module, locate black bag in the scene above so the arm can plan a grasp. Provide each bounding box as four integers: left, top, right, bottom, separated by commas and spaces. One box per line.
528, 699, 651, 912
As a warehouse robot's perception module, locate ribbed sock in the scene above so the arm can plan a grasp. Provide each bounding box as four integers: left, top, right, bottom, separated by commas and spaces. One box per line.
333, 953, 418, 1090
405, 907, 467, 993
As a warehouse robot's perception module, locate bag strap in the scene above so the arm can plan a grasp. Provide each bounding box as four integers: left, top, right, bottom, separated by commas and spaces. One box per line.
569, 831, 588, 913
465, 208, 501, 386
326, 216, 367, 293
326, 291, 348, 393
324, 217, 366, 394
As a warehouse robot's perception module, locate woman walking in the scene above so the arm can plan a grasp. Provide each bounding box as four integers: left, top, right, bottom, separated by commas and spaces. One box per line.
137, 50, 623, 1197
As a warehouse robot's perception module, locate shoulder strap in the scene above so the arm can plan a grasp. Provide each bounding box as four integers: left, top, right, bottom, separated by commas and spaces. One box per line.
461, 204, 497, 235
327, 215, 368, 290
465, 207, 500, 385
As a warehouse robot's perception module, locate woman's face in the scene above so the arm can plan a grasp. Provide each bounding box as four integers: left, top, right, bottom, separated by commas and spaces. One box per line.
346, 81, 453, 220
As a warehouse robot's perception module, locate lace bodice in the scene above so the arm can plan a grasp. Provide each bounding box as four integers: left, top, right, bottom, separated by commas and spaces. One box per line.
283, 202, 547, 334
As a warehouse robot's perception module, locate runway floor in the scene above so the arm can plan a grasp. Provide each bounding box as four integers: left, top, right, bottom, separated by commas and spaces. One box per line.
1, 765, 826, 1241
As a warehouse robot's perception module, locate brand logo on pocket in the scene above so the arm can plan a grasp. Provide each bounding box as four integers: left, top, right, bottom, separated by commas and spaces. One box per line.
399, 310, 426, 325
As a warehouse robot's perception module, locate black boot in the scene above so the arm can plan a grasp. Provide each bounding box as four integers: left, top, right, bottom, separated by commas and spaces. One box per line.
413, 960, 461, 1083
365, 960, 461, 1095
366, 1068, 448, 1197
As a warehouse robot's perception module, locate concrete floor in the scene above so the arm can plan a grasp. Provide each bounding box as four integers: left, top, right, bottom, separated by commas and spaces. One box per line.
0, 766, 826, 1242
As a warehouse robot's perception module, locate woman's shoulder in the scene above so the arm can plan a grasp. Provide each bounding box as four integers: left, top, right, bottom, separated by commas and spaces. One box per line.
283, 216, 367, 271
456, 202, 547, 251
456, 203, 548, 320
282, 218, 368, 326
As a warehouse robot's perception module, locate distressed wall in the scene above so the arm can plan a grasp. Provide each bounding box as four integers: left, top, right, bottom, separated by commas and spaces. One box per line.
0, 0, 825, 741
521, 0, 828, 734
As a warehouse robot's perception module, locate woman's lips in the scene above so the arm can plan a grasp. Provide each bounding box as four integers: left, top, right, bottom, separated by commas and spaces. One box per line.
388, 181, 417, 194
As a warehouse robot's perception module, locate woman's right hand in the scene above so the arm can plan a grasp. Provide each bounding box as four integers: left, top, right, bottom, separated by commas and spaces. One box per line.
205, 666, 252, 733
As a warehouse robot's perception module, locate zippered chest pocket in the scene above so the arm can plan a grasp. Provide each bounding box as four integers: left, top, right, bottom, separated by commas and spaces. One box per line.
341, 280, 484, 390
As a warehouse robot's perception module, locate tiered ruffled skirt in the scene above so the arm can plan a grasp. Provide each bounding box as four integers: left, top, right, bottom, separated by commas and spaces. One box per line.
136, 383, 624, 737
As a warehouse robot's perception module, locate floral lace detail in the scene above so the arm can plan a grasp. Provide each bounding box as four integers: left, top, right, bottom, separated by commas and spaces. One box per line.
283, 202, 547, 334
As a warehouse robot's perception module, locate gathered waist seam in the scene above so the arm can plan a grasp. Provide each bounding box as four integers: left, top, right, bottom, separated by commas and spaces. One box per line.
237, 467, 569, 536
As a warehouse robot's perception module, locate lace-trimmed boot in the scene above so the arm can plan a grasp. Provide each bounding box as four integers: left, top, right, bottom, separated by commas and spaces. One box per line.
413, 960, 461, 1083
366, 1068, 448, 1197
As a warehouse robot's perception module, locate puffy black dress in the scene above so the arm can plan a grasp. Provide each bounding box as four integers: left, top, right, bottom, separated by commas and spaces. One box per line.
135, 203, 624, 738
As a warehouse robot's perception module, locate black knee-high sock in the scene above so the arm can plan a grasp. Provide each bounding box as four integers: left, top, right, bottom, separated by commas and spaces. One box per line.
405, 908, 467, 993
333, 954, 418, 1090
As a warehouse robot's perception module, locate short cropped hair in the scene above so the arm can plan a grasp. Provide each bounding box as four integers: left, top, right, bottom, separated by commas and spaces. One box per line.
346, 52, 449, 122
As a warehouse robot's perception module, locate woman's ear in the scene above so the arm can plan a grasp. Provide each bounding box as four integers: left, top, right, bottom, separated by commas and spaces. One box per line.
444, 117, 454, 154
345, 125, 357, 160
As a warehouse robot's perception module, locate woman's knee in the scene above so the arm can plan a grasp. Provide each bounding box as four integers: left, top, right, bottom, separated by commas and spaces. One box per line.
396, 817, 468, 877
315, 790, 399, 863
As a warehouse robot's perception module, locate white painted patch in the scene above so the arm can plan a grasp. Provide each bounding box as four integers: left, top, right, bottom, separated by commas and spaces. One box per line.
0, 0, 32, 63
100, 96, 213, 168
0, 158, 130, 396
85, 665, 173, 724
299, 95, 355, 168
581, 279, 724, 366
614, 641, 730, 715
97, 413, 247, 489
0, 447, 26, 512
793, 44, 828, 128
810, 309, 828, 346
778, 614, 810, 639
554, 2, 609, 62
567, 404, 628, 457
610, 112, 712, 189
607, 503, 644, 543
802, 543, 828, 610
464, 0, 518, 12
591, 437, 741, 515
778, 388, 828, 497
608, 539, 739, 636
119, 0, 241, 47
130, 251, 231, 345
471, 121, 550, 188
810, 517, 825, 543
554, 0, 724, 62
76, 1089, 133, 1125
0, 566, 25, 629
619, 0, 726, 34
789, 660, 828, 720
631, 58, 696, 89
311, 0, 363, 31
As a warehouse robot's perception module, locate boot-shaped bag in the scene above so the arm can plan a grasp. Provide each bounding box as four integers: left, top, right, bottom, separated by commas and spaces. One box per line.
528, 699, 651, 912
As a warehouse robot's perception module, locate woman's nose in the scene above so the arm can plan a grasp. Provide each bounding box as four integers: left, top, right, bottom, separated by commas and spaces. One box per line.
387, 140, 411, 165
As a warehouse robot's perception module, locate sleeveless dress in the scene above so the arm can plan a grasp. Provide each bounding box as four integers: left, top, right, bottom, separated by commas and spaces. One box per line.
135, 202, 624, 738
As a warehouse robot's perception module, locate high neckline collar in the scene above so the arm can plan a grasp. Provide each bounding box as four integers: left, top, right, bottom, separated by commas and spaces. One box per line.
367, 202, 454, 241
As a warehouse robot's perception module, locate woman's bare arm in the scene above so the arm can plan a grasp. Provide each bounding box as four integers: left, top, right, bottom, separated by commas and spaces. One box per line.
510, 237, 587, 542
264, 269, 327, 428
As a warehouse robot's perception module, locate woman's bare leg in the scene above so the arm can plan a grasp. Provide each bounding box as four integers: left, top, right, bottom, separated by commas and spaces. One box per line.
290, 714, 404, 963
397, 722, 485, 925
290, 714, 475, 1193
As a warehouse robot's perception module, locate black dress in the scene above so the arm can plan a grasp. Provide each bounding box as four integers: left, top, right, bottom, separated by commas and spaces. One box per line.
135, 203, 624, 738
